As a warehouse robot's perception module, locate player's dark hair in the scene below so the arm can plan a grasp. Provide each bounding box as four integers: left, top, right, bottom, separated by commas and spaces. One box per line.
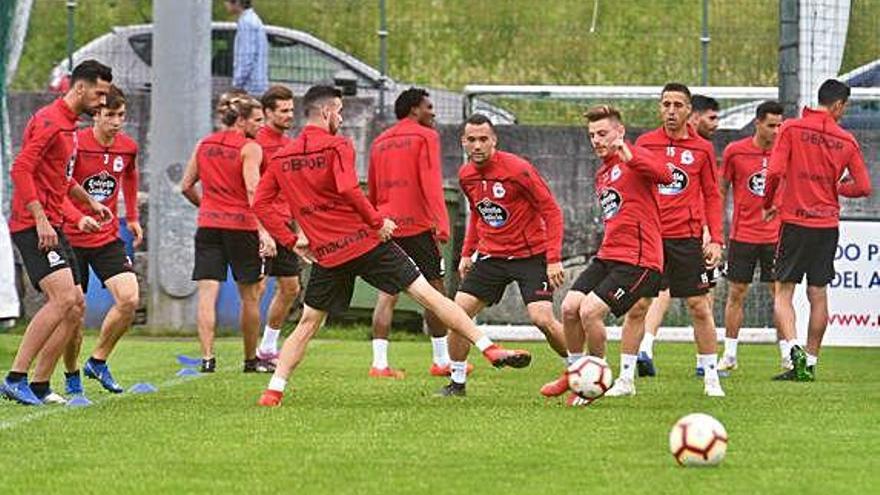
218, 95, 262, 127
661, 82, 691, 102
227, 0, 252, 8
102, 85, 126, 111
261, 85, 294, 111
71, 59, 112, 85
462, 113, 494, 133
755, 100, 784, 121
303, 85, 342, 117
691, 94, 719, 113
584, 104, 623, 124
394, 87, 430, 120
817, 79, 851, 106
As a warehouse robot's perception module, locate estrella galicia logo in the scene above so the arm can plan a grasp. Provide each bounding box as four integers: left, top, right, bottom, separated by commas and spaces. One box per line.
83, 171, 118, 202
658, 165, 688, 196
476, 198, 509, 228
747, 170, 766, 197
600, 188, 623, 220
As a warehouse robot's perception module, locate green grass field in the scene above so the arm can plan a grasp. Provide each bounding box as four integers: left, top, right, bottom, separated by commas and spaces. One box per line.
1, 331, 878, 494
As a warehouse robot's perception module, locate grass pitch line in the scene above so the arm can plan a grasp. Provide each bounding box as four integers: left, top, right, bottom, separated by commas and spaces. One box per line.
0, 367, 215, 432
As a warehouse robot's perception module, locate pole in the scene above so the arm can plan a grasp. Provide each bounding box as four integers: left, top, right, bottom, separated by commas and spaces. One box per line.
378, 0, 388, 118
700, 0, 709, 86
66, 0, 76, 73
778, 0, 799, 117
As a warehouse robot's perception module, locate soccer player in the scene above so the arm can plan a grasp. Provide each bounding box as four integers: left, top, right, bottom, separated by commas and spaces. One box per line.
717, 101, 785, 372
689, 94, 720, 141
540, 105, 671, 406
51, 85, 142, 399
180, 95, 277, 373
2, 60, 114, 406
610, 83, 725, 397
764, 79, 872, 381
253, 86, 532, 407
636, 93, 722, 377
438, 113, 568, 397
254, 85, 301, 368
367, 87, 453, 378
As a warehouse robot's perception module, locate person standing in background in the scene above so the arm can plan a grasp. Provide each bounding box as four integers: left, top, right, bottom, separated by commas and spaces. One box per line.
225, 0, 269, 96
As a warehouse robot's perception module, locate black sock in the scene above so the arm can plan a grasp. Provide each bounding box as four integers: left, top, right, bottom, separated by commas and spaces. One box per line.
88, 357, 106, 366
65, 370, 80, 378
6, 371, 27, 383
29, 381, 50, 398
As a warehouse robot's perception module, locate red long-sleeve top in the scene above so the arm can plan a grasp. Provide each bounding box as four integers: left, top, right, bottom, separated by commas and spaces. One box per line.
721, 136, 780, 243
253, 125, 384, 268
61, 128, 139, 248
9, 98, 79, 233
764, 107, 872, 227
255, 125, 293, 221
459, 151, 563, 263
635, 126, 723, 243
367, 118, 450, 242
196, 130, 259, 231
595, 144, 673, 272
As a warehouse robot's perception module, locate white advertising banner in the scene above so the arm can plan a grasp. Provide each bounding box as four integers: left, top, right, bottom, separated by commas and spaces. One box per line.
793, 219, 880, 347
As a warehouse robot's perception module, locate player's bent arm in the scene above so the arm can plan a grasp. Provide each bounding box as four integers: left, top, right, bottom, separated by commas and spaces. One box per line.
525, 171, 564, 263
123, 153, 140, 221
699, 156, 724, 244
764, 126, 791, 208
180, 147, 201, 207
460, 203, 480, 260
10, 121, 59, 206
241, 142, 263, 206
838, 146, 873, 198
253, 169, 297, 249
629, 146, 673, 184
61, 196, 86, 227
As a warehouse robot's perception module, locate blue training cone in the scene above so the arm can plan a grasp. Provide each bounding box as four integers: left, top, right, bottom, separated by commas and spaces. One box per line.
66, 395, 92, 407
129, 383, 158, 394
176, 354, 202, 367
176, 368, 200, 377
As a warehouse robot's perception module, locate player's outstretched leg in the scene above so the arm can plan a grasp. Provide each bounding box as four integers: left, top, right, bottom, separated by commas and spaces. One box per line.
540, 291, 587, 398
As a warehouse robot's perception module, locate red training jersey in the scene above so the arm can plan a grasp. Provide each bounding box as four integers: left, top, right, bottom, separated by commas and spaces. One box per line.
595, 144, 672, 272
721, 136, 780, 244
367, 118, 450, 242
196, 129, 259, 231
9, 98, 79, 233
635, 126, 723, 243
459, 151, 563, 263
765, 107, 872, 228
255, 125, 293, 221
253, 125, 384, 268
61, 128, 139, 248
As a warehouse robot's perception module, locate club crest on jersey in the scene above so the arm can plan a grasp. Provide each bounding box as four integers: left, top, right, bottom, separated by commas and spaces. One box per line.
600, 188, 623, 220
84, 170, 118, 202
112, 155, 125, 172
492, 182, 506, 198
658, 165, 688, 195
747, 170, 766, 197
680, 150, 694, 165
476, 198, 509, 228
610, 165, 622, 182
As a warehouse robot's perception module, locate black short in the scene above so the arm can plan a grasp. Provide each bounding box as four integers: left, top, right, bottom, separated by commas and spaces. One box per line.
268, 244, 301, 277
661, 238, 711, 298
725, 240, 776, 284
304, 242, 421, 314
392, 231, 444, 282
458, 254, 553, 306
775, 223, 838, 286
192, 227, 265, 284
570, 257, 661, 317
11, 227, 81, 291
73, 239, 134, 293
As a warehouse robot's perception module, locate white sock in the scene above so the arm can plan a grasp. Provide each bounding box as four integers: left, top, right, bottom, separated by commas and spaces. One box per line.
431, 336, 450, 366
724, 338, 738, 358
260, 326, 281, 353
566, 352, 584, 367
806, 353, 818, 367
639, 332, 655, 358
450, 361, 468, 384
620, 354, 637, 381
372, 339, 389, 369
267, 375, 287, 392
475, 336, 493, 352
699, 354, 719, 382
